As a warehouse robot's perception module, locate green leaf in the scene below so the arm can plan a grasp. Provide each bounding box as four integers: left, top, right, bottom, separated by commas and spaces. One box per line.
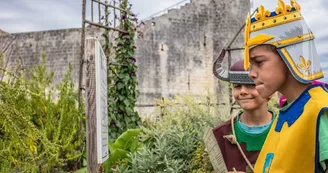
128, 51, 134, 57
116, 121, 122, 128
129, 140, 137, 151
119, 105, 125, 112
125, 117, 131, 124
119, 95, 125, 101
126, 107, 134, 115
117, 82, 124, 90
118, 73, 125, 79
114, 129, 141, 148
123, 99, 130, 106
124, 75, 130, 82
108, 148, 129, 164
74, 167, 87, 173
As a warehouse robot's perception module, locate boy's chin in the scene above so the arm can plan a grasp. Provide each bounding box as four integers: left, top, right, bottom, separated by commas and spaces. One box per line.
240, 104, 257, 111
255, 86, 274, 99
258, 92, 273, 99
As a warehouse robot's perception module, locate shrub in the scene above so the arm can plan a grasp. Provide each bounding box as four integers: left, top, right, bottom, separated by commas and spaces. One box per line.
0, 54, 84, 172
114, 93, 229, 172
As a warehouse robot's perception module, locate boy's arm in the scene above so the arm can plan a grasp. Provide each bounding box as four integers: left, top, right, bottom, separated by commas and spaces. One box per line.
320, 111, 328, 172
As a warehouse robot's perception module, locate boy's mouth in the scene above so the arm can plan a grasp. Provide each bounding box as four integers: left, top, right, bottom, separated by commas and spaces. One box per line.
238, 97, 254, 100
255, 82, 263, 86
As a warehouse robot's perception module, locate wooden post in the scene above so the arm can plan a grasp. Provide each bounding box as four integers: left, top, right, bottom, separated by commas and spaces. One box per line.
104, 1, 110, 58
98, 2, 101, 24
77, 0, 86, 169
113, 0, 116, 28
91, 0, 94, 22
79, 0, 86, 111
85, 38, 101, 173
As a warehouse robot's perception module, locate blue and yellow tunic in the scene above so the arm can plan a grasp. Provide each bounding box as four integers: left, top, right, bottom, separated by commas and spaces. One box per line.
254, 85, 328, 173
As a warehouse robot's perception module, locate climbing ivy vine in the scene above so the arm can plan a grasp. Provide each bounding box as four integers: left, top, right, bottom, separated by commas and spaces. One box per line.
107, 0, 143, 142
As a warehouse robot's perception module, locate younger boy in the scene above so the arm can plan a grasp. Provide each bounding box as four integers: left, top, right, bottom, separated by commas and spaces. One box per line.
213, 58, 275, 173
243, 0, 328, 172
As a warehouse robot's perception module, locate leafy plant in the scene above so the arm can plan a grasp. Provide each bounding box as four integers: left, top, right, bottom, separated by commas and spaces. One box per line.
114, 93, 226, 172
0, 54, 84, 172
104, 128, 143, 173
191, 142, 213, 173
107, 0, 143, 142
109, 129, 142, 164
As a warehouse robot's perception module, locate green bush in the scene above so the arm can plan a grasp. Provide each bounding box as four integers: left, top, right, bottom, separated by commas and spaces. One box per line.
104, 85, 279, 173
113, 93, 230, 173
0, 54, 84, 172
104, 128, 143, 172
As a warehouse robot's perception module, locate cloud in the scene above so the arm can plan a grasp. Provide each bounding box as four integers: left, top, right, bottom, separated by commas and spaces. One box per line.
321, 0, 328, 10
130, 0, 188, 20
0, 11, 20, 20
0, 0, 83, 33
0, 21, 39, 33
320, 53, 328, 82
321, 53, 328, 63
0, 0, 188, 33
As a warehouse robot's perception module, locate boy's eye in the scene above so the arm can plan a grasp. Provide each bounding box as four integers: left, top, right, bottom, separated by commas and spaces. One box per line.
233, 84, 241, 88
256, 60, 263, 65
248, 84, 256, 88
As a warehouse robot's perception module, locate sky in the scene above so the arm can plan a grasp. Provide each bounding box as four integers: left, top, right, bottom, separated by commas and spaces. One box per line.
0, 0, 189, 33
0, 0, 327, 82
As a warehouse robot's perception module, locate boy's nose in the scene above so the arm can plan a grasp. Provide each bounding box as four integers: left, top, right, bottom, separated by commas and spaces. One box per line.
240, 86, 248, 95
248, 66, 257, 80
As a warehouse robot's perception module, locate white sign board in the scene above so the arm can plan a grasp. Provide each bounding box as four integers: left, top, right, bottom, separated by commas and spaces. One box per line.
95, 40, 109, 163
203, 127, 227, 173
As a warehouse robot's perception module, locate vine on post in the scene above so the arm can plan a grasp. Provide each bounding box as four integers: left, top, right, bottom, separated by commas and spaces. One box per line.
107, 0, 143, 142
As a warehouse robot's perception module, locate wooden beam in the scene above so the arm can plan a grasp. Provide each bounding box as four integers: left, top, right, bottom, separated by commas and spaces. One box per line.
98, 2, 101, 24
91, 0, 129, 13
85, 38, 101, 173
84, 20, 127, 33
226, 47, 243, 51
91, 0, 94, 22
113, 0, 116, 28
77, 0, 86, 169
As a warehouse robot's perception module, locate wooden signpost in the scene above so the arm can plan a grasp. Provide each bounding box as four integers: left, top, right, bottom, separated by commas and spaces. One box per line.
85, 38, 109, 173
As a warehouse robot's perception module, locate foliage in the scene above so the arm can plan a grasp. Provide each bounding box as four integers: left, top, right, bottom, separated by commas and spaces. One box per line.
104, 128, 143, 172
191, 142, 213, 173
74, 167, 87, 173
107, 0, 143, 142
113, 93, 228, 172
0, 54, 84, 172
268, 92, 279, 115
111, 90, 279, 172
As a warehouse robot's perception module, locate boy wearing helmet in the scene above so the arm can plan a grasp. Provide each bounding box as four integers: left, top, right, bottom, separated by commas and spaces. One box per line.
213, 56, 275, 172
243, 0, 328, 172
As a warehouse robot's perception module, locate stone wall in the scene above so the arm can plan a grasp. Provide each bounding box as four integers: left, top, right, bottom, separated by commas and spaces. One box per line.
0, 28, 102, 86
135, 0, 249, 116
0, 0, 249, 117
